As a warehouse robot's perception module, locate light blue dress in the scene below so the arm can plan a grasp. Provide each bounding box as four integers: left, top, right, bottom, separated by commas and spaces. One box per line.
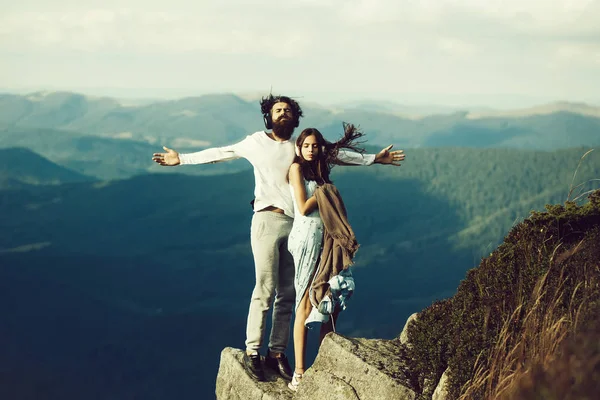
287, 179, 324, 313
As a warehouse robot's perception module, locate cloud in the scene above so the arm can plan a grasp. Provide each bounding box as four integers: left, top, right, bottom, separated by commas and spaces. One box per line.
0, 7, 315, 57
2, 1, 598, 60
555, 42, 600, 65
437, 37, 478, 56
337, 0, 599, 31
337, 0, 600, 46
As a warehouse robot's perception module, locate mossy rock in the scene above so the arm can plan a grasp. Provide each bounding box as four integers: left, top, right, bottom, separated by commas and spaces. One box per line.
399, 190, 600, 399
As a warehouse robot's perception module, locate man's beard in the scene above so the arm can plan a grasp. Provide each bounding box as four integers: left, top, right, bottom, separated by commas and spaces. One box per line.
271, 117, 295, 140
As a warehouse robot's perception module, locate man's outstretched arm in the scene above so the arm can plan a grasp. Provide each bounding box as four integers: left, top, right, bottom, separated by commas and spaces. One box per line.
152, 138, 250, 166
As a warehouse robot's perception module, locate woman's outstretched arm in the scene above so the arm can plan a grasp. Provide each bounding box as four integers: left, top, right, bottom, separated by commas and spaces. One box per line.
289, 163, 318, 216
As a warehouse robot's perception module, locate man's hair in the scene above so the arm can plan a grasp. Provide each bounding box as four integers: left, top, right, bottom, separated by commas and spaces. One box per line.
260, 94, 304, 129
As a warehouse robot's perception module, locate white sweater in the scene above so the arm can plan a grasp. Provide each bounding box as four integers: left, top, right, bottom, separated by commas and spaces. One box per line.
179, 131, 375, 217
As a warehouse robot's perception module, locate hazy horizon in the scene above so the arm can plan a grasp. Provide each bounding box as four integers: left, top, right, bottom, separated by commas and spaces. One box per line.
3, 86, 600, 111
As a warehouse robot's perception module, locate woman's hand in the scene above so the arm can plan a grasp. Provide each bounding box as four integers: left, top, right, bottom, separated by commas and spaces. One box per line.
374, 145, 405, 166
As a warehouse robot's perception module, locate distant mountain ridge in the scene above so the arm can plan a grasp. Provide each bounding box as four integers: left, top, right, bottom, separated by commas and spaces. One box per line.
0, 125, 249, 180
1, 91, 600, 181
0, 147, 94, 188
466, 101, 600, 119
1, 91, 600, 152
0, 91, 260, 148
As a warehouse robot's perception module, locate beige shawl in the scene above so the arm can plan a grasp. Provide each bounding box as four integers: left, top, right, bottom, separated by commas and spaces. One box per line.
310, 183, 359, 307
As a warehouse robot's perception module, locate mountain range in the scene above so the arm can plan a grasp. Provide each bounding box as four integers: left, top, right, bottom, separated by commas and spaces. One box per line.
1, 91, 599, 182
2, 91, 600, 147
0, 147, 94, 188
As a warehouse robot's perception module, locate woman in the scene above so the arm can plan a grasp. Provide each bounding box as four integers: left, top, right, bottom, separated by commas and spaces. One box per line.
287, 124, 364, 391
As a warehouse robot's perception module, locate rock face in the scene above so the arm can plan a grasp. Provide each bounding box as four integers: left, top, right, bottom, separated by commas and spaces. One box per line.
432, 368, 450, 400
215, 333, 417, 400
215, 348, 293, 400
399, 313, 419, 346
295, 334, 417, 400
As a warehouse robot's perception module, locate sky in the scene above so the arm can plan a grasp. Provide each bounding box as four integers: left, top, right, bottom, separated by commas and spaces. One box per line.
1, 0, 600, 108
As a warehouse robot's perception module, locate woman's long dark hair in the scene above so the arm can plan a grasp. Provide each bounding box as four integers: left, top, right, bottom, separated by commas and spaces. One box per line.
294, 123, 366, 185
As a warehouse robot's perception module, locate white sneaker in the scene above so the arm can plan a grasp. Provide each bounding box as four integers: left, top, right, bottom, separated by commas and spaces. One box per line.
287, 371, 303, 392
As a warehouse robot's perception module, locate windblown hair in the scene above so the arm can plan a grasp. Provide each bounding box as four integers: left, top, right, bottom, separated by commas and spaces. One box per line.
295, 123, 366, 185
260, 94, 304, 128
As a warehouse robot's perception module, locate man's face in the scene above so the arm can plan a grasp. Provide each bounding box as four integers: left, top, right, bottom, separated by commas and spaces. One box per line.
271, 102, 294, 123
271, 101, 295, 139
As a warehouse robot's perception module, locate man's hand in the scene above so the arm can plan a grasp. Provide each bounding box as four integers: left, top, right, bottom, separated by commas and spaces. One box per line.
374, 145, 405, 166
152, 146, 181, 166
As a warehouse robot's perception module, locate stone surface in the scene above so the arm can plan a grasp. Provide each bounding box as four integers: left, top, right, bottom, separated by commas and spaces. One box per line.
295, 333, 417, 400
216, 335, 418, 400
432, 368, 450, 400
399, 313, 419, 346
215, 347, 293, 400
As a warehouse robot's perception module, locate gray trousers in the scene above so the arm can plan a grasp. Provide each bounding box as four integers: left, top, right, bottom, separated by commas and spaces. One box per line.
245, 211, 295, 354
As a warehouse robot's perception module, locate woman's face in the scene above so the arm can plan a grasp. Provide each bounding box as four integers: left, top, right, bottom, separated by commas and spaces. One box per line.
300, 134, 320, 161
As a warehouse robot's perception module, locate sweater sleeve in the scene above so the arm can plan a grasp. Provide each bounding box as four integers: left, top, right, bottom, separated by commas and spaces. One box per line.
335, 150, 376, 166
178, 135, 251, 165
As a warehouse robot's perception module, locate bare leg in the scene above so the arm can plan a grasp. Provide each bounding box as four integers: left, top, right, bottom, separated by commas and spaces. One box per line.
292, 288, 313, 374
319, 309, 340, 345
